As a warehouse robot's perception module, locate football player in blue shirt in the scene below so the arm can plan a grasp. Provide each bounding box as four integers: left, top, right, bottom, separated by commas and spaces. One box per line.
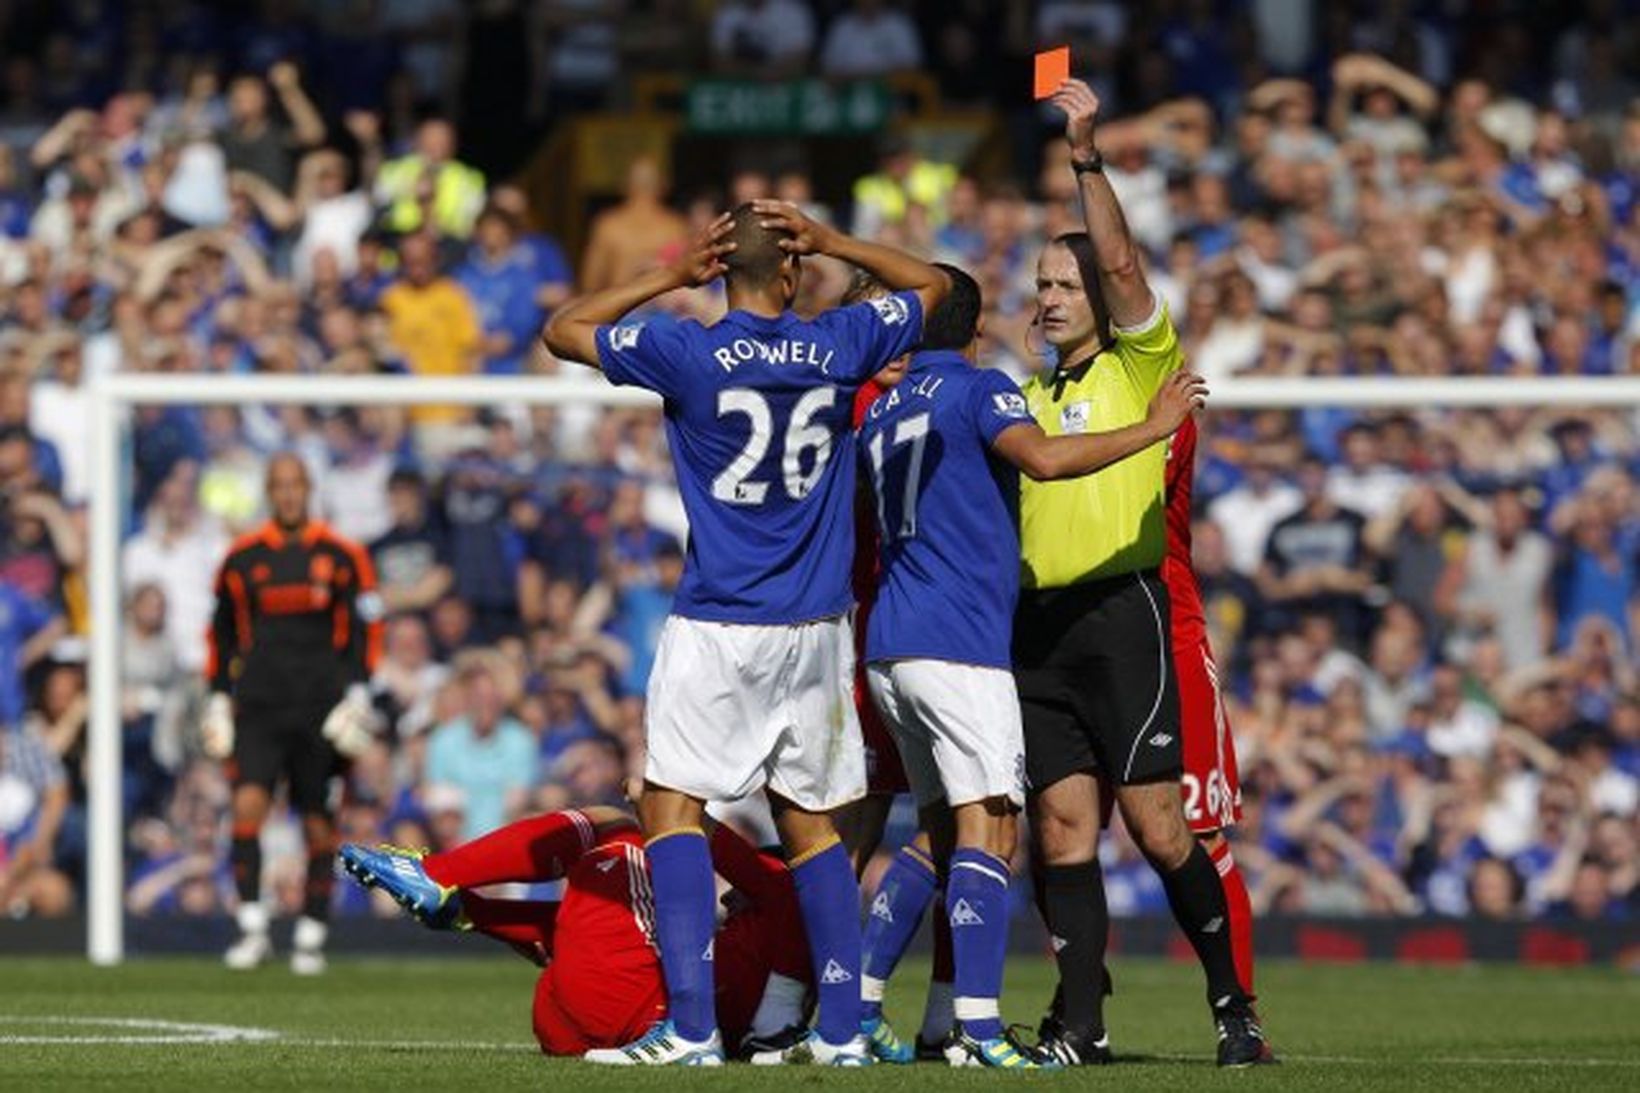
542, 201, 948, 1066
856, 266, 1204, 1068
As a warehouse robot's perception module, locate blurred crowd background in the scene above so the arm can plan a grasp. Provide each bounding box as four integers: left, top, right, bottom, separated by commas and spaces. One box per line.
1, 0, 1638, 928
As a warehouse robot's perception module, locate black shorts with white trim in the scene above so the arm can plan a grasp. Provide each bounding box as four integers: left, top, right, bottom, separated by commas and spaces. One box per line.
1012, 569, 1182, 792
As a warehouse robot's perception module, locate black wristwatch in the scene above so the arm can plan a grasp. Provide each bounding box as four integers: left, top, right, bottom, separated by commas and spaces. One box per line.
1071, 148, 1105, 175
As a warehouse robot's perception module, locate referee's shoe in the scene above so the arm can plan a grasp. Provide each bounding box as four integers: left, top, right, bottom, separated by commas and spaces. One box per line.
1214, 997, 1278, 1067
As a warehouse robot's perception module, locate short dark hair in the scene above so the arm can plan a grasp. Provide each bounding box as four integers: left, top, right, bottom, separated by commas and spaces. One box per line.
723, 201, 791, 289
1048, 232, 1113, 347
920, 264, 982, 351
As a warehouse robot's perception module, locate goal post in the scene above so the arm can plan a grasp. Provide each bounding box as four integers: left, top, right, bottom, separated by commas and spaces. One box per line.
82, 371, 1640, 963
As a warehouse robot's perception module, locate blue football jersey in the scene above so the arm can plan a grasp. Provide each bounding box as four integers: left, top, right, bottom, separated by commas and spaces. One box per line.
859, 350, 1035, 668
597, 292, 924, 624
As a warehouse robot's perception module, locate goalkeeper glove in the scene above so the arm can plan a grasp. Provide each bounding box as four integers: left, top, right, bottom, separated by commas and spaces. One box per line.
202, 693, 236, 760
322, 684, 379, 758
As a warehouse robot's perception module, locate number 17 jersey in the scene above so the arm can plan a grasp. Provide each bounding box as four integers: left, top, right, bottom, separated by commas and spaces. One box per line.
598, 293, 924, 625
858, 350, 1035, 668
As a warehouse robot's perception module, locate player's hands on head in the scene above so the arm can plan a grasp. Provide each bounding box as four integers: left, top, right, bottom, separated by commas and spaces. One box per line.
1147, 371, 1208, 433
751, 198, 836, 258
1050, 78, 1102, 159
674, 211, 737, 287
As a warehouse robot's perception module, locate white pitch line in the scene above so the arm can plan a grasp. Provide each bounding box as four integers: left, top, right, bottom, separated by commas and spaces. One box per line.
0, 1016, 280, 1045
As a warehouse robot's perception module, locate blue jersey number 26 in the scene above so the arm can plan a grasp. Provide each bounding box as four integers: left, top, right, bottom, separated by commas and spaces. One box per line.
712, 387, 837, 505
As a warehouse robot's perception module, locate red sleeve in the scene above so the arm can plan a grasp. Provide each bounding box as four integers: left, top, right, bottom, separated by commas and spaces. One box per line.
709, 824, 792, 907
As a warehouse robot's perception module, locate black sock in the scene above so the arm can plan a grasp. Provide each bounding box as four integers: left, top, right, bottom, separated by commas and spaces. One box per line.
1159, 842, 1245, 1009
230, 834, 261, 906
1041, 860, 1108, 1037
303, 849, 335, 922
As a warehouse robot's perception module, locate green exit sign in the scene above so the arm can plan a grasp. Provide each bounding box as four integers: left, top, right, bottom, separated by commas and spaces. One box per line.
687, 79, 891, 135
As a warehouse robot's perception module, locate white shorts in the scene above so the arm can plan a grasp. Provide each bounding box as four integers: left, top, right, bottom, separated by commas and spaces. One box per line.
644, 614, 865, 812
865, 659, 1025, 810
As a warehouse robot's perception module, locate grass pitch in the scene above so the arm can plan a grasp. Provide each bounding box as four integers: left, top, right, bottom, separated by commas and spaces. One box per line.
2, 954, 1635, 1091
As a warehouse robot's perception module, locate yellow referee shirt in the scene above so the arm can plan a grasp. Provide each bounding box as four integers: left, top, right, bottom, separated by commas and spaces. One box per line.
1019, 299, 1182, 589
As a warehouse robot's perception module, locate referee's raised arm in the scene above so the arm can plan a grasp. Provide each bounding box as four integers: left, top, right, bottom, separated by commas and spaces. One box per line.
1049, 78, 1154, 327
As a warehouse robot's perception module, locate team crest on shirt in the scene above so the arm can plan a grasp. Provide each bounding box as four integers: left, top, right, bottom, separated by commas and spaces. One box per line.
1060, 400, 1091, 434
867, 294, 910, 326
993, 392, 1028, 417
609, 323, 643, 351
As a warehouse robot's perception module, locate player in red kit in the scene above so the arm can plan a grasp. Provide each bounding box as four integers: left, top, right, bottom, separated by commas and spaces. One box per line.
340, 807, 812, 1059
1160, 415, 1262, 1021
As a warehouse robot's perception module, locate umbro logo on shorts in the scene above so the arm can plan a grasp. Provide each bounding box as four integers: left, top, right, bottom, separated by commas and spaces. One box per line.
820, 959, 854, 984
950, 899, 985, 928
1148, 732, 1174, 747
1050, 935, 1068, 953
1202, 916, 1224, 934
870, 892, 894, 923
702, 939, 715, 961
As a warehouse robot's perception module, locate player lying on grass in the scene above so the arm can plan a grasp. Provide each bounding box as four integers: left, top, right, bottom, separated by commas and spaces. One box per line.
339, 808, 812, 1060
854, 264, 1206, 1069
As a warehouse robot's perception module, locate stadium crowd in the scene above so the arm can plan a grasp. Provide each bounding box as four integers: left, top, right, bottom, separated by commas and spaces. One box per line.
0, 0, 1637, 929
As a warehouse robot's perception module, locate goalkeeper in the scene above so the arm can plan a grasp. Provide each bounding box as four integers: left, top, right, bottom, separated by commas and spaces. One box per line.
202, 452, 384, 974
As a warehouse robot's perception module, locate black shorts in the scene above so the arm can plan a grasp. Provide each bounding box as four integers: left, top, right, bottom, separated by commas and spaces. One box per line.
1013, 569, 1181, 792
231, 698, 342, 815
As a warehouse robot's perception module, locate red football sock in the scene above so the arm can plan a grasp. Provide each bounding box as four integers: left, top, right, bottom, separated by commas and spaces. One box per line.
931, 885, 954, 985
1210, 839, 1256, 999
422, 810, 600, 889
462, 892, 559, 956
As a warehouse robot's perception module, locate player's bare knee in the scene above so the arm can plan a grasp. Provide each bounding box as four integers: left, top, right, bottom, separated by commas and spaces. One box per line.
1030, 800, 1098, 864
637, 783, 704, 836
771, 799, 837, 859
1120, 781, 1193, 870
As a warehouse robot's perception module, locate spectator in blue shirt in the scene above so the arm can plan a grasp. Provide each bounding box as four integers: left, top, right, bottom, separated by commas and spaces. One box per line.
608, 536, 681, 697
604, 478, 677, 582
1554, 501, 1636, 650
424, 660, 535, 840
0, 144, 31, 237
0, 582, 61, 726
489, 184, 573, 312
456, 207, 545, 375
442, 449, 525, 641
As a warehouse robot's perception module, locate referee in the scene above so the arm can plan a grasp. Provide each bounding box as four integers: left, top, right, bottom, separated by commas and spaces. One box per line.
1017, 79, 1261, 1067
203, 453, 383, 974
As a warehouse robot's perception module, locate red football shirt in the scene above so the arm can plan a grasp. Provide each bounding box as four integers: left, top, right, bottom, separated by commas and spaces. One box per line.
1160, 416, 1206, 646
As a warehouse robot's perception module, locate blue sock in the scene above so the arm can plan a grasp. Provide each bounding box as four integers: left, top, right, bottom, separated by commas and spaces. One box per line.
948, 848, 1010, 1042
792, 839, 863, 1045
645, 829, 717, 1041
861, 843, 940, 1020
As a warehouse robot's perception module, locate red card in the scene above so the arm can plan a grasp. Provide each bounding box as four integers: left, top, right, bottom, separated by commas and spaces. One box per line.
1033, 47, 1070, 100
